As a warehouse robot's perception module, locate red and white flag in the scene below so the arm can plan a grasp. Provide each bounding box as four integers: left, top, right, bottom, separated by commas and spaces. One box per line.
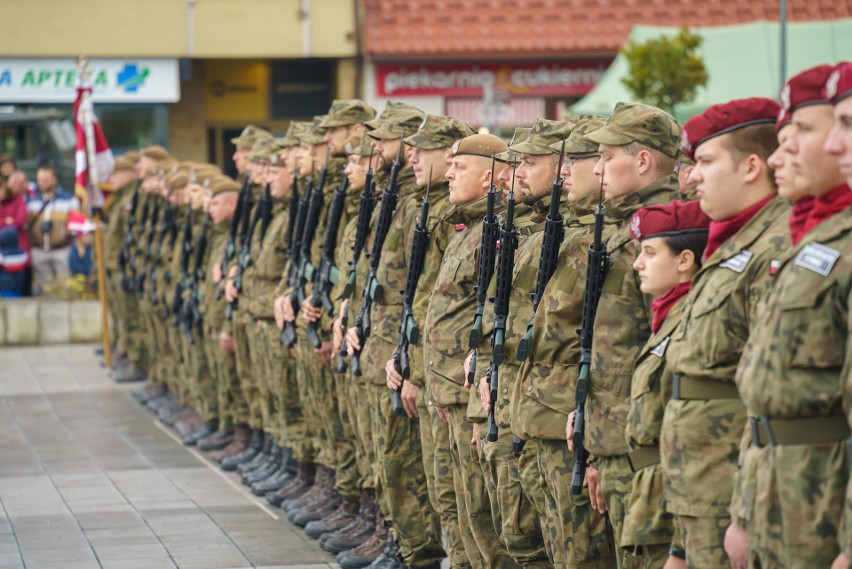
74, 83, 114, 211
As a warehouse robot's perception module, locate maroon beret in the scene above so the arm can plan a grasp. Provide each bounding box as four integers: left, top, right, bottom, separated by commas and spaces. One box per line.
825, 62, 852, 105
680, 98, 780, 160
630, 199, 711, 241
779, 64, 835, 119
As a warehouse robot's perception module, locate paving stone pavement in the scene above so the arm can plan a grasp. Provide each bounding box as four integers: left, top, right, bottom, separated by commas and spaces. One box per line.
0, 344, 340, 569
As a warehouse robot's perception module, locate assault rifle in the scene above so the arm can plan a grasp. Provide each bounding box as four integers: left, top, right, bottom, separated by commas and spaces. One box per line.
173, 208, 193, 330
336, 153, 376, 372
124, 190, 149, 292
350, 131, 406, 377
226, 176, 269, 321
306, 175, 350, 348
187, 213, 211, 341
391, 177, 431, 416
280, 156, 329, 347
467, 157, 500, 386
217, 176, 250, 300
486, 173, 518, 443
570, 169, 609, 495
137, 198, 161, 294
279, 174, 311, 346
119, 185, 141, 291
285, 172, 300, 252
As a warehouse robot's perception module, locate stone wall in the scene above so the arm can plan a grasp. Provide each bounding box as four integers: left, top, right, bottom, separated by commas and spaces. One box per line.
0, 300, 105, 345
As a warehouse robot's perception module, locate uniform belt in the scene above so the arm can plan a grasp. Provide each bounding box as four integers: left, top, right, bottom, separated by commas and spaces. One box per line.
672, 374, 739, 400
626, 445, 660, 472
750, 415, 851, 447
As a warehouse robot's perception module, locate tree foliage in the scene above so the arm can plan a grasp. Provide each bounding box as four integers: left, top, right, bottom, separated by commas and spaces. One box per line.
620, 27, 709, 113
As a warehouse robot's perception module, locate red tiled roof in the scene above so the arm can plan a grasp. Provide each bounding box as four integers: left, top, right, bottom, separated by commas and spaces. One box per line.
364, 0, 852, 59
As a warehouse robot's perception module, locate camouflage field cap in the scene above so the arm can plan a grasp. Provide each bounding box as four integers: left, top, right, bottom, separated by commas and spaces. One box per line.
210, 176, 241, 195
550, 116, 606, 155
365, 101, 424, 131
248, 137, 276, 162
319, 99, 376, 128
344, 131, 373, 157
190, 166, 220, 186
451, 133, 508, 159
495, 127, 531, 164
510, 118, 575, 155
367, 109, 426, 140
230, 125, 272, 148
403, 115, 475, 150
124, 150, 140, 164
272, 122, 303, 150
141, 145, 170, 161
165, 171, 189, 190
299, 116, 328, 145
112, 156, 135, 173
586, 102, 681, 158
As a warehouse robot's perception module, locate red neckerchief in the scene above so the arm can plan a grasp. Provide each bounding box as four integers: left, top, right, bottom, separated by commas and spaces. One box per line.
788, 196, 815, 246
803, 183, 852, 236
650, 281, 691, 334
704, 195, 774, 261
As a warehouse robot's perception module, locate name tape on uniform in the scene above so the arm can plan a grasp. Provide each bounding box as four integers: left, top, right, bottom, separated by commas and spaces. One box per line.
719, 250, 753, 273
794, 243, 840, 277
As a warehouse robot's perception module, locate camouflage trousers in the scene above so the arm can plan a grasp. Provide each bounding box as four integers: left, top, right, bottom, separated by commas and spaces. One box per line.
363, 336, 445, 567
121, 288, 147, 367
106, 270, 123, 352
245, 316, 275, 432
446, 405, 516, 569
165, 322, 189, 404
207, 324, 244, 431
344, 374, 375, 491
747, 442, 846, 569
232, 309, 263, 429
180, 326, 215, 424
139, 299, 160, 384
416, 394, 469, 569
330, 355, 359, 501
257, 320, 304, 450
293, 335, 319, 464
597, 455, 636, 569
482, 431, 551, 568
675, 515, 727, 569
297, 335, 341, 474
526, 440, 615, 569
621, 461, 675, 569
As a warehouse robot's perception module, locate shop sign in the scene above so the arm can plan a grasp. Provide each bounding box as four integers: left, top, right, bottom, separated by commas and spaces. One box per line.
376, 60, 610, 98
0, 59, 180, 103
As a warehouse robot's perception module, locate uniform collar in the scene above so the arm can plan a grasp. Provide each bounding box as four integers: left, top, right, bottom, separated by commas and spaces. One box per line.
703, 196, 789, 267
603, 174, 679, 223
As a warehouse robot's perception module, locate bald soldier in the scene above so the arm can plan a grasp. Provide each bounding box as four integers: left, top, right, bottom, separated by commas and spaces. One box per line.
564, 103, 681, 569
421, 132, 520, 569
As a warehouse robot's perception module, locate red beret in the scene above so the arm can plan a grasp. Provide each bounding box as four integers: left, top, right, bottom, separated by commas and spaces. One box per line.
825, 62, 852, 105
779, 64, 834, 120
630, 199, 711, 241
680, 98, 780, 160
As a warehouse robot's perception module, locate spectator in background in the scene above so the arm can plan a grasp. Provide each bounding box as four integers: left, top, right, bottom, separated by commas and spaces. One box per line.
7, 170, 35, 295
0, 154, 17, 178
26, 164, 81, 295
67, 211, 95, 278
9, 170, 37, 200
0, 226, 29, 298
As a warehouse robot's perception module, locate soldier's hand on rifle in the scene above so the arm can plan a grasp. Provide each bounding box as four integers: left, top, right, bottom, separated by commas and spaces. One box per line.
723, 523, 748, 569
315, 341, 333, 368
566, 411, 576, 451
273, 295, 287, 329
401, 382, 419, 419
282, 296, 296, 322
345, 326, 361, 354
224, 278, 238, 302
479, 378, 491, 412
219, 331, 235, 353
471, 423, 482, 458
212, 262, 223, 284
831, 554, 850, 569
332, 316, 345, 356
385, 359, 403, 391
585, 467, 606, 514
463, 351, 474, 384
300, 297, 321, 322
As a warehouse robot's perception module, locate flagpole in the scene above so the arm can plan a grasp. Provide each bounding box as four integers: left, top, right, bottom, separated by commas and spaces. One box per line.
78, 56, 112, 369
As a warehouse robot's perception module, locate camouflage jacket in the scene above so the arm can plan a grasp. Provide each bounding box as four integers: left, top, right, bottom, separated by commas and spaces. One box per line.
661, 196, 791, 518
585, 174, 679, 458
735, 206, 851, 539
424, 193, 503, 405
103, 181, 136, 270
511, 192, 601, 441
199, 222, 231, 335
244, 199, 289, 320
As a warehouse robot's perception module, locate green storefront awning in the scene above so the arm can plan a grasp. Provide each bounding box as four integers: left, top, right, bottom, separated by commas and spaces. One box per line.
570, 19, 852, 122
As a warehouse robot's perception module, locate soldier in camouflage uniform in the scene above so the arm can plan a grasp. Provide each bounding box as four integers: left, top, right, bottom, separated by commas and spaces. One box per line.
731, 66, 851, 569
657, 97, 788, 569
343, 109, 446, 569
381, 115, 477, 569
422, 132, 519, 569
469, 128, 553, 568
563, 103, 681, 569
499, 117, 616, 569
622, 200, 710, 569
